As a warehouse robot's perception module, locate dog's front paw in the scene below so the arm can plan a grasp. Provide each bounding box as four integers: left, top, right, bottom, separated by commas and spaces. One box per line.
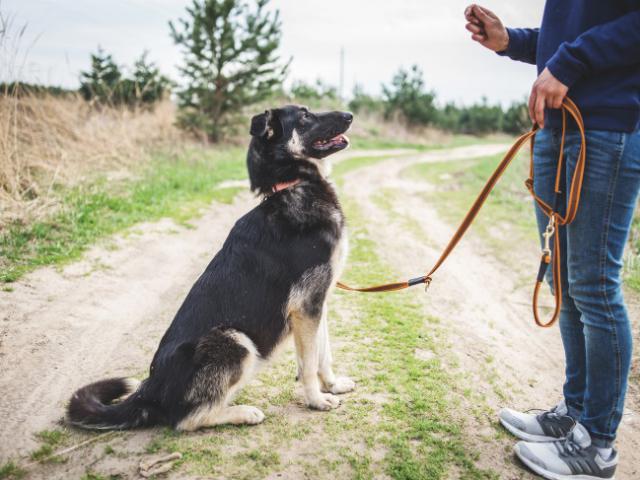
235, 405, 265, 425
326, 376, 356, 394
307, 393, 341, 411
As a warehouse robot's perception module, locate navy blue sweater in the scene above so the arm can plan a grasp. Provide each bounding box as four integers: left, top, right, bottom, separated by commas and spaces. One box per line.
499, 0, 640, 132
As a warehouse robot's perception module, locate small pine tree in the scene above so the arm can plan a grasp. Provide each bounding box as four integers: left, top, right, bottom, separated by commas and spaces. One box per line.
170, 0, 289, 142
348, 84, 383, 115
79, 47, 122, 105
382, 65, 438, 126
79, 49, 171, 108
130, 51, 173, 106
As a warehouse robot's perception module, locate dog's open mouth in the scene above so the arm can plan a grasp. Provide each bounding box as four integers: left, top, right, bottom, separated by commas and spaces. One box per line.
312, 134, 349, 152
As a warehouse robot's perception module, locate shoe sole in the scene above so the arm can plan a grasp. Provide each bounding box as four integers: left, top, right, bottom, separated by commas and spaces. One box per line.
499, 416, 564, 442
514, 443, 615, 480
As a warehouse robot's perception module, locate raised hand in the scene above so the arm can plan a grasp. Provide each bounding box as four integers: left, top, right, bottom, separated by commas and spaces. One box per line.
464, 4, 509, 52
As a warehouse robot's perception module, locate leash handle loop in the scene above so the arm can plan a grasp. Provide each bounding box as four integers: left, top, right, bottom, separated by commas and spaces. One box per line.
337, 98, 587, 329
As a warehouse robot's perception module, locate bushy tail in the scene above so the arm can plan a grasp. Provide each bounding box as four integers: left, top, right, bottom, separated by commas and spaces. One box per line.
66, 377, 162, 430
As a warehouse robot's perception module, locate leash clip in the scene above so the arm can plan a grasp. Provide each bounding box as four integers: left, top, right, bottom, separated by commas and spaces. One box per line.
542, 217, 556, 256
424, 276, 432, 293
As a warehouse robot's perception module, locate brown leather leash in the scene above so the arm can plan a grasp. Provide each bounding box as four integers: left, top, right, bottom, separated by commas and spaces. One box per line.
337, 98, 587, 328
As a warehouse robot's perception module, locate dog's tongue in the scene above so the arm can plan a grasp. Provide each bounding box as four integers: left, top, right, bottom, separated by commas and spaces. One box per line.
333, 134, 349, 144
314, 134, 348, 149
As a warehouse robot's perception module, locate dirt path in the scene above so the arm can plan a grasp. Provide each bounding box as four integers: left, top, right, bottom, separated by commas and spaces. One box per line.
1, 145, 638, 478
341, 145, 640, 479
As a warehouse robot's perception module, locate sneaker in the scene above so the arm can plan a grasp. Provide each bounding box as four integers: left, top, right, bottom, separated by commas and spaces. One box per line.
499, 400, 576, 442
514, 423, 617, 479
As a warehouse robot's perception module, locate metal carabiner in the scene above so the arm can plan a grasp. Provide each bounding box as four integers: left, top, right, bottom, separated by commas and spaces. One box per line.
542, 216, 556, 256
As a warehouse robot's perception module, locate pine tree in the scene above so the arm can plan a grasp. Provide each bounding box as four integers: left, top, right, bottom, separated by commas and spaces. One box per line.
130, 52, 173, 106
79, 47, 122, 105
170, 0, 289, 142
79, 49, 171, 108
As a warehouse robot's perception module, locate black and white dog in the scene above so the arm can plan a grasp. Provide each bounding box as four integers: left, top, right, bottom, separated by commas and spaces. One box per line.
67, 106, 355, 431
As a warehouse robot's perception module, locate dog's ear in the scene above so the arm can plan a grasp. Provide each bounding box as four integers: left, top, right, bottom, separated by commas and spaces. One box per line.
250, 110, 276, 139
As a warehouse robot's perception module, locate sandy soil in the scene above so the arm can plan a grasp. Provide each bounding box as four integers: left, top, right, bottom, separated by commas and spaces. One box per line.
1, 145, 638, 479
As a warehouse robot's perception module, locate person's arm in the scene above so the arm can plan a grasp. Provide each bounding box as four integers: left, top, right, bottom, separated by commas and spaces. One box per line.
498, 28, 539, 65
546, 10, 640, 88
464, 4, 538, 64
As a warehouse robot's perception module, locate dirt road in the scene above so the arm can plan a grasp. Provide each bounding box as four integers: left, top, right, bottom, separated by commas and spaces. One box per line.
1, 144, 638, 478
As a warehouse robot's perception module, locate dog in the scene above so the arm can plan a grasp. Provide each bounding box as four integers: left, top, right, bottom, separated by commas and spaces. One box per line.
66, 105, 355, 431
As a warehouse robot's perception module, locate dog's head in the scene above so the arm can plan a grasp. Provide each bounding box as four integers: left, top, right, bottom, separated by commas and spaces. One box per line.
247, 105, 353, 194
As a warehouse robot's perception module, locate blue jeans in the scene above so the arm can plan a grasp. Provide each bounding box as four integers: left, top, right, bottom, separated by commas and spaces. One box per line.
533, 128, 640, 448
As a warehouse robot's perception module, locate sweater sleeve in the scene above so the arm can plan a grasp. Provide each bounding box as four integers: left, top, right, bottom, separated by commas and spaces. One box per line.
546, 10, 640, 87
497, 27, 539, 65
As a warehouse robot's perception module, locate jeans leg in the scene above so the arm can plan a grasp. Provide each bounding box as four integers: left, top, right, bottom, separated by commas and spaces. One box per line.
564, 129, 640, 447
533, 129, 585, 419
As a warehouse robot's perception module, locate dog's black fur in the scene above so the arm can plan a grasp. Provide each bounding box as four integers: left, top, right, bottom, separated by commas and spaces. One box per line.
67, 106, 355, 430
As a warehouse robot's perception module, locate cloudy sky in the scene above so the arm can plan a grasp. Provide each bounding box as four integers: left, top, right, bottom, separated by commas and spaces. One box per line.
2, 0, 545, 106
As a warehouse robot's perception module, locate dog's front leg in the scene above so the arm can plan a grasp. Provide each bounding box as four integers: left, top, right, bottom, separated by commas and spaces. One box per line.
317, 306, 356, 395
291, 312, 340, 411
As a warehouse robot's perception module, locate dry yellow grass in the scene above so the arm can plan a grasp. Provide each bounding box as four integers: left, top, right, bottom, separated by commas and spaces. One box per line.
0, 92, 182, 227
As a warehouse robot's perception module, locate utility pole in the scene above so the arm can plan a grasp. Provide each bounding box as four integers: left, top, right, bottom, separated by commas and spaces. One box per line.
339, 47, 345, 103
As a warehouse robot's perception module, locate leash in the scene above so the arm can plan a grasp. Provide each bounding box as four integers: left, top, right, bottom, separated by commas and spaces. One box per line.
337, 98, 586, 328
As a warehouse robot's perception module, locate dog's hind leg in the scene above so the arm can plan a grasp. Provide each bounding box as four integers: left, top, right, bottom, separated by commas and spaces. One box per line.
317, 305, 356, 395
176, 328, 265, 431
291, 310, 340, 411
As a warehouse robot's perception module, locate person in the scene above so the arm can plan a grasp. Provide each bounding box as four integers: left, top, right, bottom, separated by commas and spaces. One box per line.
464, 3, 640, 479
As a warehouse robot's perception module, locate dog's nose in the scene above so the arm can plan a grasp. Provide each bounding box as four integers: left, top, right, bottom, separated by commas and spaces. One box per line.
342, 112, 353, 124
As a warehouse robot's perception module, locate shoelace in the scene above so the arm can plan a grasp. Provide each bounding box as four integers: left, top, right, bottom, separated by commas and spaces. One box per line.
555, 432, 583, 457
525, 406, 577, 432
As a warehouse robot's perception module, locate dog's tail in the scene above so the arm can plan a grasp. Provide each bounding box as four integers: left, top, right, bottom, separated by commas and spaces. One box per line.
66, 377, 163, 430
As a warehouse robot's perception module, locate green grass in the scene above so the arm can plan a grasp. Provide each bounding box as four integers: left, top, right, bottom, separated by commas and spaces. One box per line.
29, 429, 71, 463
402, 149, 640, 291
107, 151, 498, 479
334, 197, 496, 479
133, 198, 496, 479
401, 151, 539, 272
349, 131, 509, 151
0, 147, 247, 283
0, 462, 25, 480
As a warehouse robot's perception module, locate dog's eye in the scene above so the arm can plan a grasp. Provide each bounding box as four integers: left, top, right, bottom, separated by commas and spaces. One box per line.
302, 111, 311, 120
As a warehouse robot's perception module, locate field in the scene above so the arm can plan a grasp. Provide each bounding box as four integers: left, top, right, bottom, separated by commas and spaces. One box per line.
1, 95, 639, 480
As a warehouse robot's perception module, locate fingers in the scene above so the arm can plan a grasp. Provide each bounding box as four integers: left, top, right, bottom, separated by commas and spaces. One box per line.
473, 5, 495, 21
465, 22, 483, 34
528, 88, 537, 125
549, 95, 564, 109
471, 33, 487, 42
464, 4, 480, 23
534, 94, 546, 128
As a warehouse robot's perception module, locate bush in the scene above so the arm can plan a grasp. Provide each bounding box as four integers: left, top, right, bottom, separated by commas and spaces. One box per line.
79, 49, 171, 108
348, 84, 384, 115
382, 65, 438, 126
289, 79, 338, 107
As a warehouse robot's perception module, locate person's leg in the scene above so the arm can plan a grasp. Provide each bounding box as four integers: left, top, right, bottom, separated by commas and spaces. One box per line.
533, 128, 585, 420
564, 129, 640, 448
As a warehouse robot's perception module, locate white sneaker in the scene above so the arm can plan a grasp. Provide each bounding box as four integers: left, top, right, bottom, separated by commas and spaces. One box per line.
514, 423, 617, 480
499, 399, 576, 442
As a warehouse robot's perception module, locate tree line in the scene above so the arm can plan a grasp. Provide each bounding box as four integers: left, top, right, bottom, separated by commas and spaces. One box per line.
47, 0, 531, 140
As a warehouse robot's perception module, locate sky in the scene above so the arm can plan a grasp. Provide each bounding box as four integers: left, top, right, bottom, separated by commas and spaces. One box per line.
1, 0, 545, 106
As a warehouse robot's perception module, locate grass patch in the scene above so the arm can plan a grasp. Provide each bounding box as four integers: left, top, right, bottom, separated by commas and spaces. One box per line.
124, 150, 497, 479
0, 147, 247, 282
349, 132, 508, 151
401, 147, 640, 292
334, 198, 496, 479
401, 151, 538, 274
29, 429, 71, 464
333, 154, 404, 180
0, 462, 25, 480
